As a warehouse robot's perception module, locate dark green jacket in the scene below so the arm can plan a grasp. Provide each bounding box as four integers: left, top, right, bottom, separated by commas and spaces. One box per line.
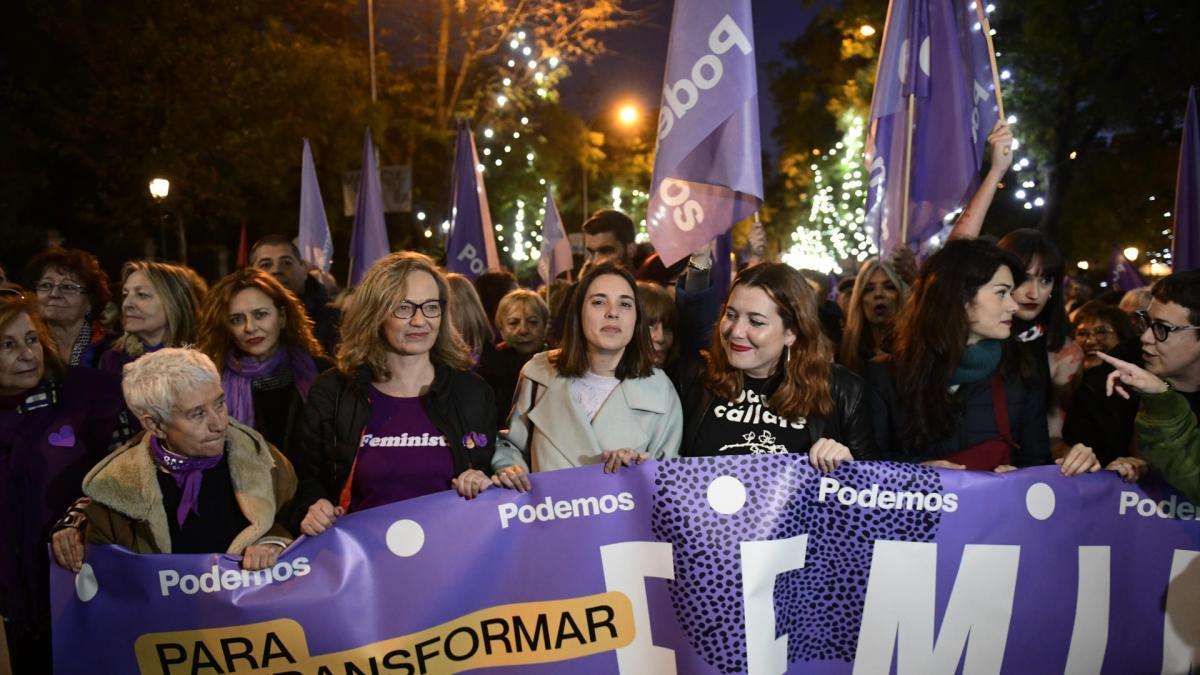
1136, 390, 1200, 502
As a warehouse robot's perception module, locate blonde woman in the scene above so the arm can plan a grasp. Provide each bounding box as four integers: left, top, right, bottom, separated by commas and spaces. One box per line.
477, 289, 550, 421
445, 273, 494, 363
99, 261, 207, 374
294, 252, 497, 537
839, 259, 908, 373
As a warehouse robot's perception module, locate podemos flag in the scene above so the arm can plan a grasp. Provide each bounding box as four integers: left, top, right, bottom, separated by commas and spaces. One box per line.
298, 139, 333, 273
446, 120, 499, 280
645, 0, 763, 267
865, 0, 1001, 256
347, 128, 390, 285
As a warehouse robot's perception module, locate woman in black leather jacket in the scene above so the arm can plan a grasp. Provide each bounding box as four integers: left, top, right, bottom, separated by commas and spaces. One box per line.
677, 262, 874, 467
292, 252, 497, 537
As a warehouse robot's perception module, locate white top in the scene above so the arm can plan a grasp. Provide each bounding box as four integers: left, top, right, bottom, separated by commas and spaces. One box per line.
570, 371, 621, 421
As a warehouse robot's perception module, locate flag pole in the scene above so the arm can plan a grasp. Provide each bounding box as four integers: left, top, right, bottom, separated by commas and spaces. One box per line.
975, 4, 1006, 120
900, 93, 916, 245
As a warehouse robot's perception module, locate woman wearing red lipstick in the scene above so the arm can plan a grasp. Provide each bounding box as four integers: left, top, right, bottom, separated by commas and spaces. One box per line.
676, 263, 873, 468
867, 239, 1099, 475
491, 263, 681, 490
196, 269, 330, 461
294, 253, 498, 538
839, 258, 908, 373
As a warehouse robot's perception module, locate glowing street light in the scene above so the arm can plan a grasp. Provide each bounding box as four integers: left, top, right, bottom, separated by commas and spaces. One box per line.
1077, 261, 1090, 271
148, 178, 170, 200
860, 25, 876, 37
617, 103, 641, 127
1124, 247, 1140, 262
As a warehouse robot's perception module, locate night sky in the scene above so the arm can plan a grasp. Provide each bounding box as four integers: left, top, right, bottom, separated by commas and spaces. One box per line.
558, 0, 826, 157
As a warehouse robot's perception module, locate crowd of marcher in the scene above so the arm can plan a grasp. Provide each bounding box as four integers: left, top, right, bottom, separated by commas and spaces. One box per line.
4, 125, 1200, 673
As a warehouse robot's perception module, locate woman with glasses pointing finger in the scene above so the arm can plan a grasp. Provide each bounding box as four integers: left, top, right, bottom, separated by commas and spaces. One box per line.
292, 253, 498, 538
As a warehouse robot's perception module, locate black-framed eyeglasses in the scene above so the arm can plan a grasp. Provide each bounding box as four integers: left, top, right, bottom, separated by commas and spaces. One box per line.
34, 280, 85, 296
1074, 327, 1114, 340
392, 299, 444, 320
1133, 310, 1200, 342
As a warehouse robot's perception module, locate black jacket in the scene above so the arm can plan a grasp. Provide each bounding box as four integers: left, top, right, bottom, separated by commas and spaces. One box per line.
1062, 338, 1142, 465
866, 362, 1050, 466
675, 357, 877, 459
292, 363, 497, 518
302, 275, 342, 357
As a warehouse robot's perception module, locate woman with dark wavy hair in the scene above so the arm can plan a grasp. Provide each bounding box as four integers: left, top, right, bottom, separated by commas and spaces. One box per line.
491, 262, 681, 491
195, 268, 330, 460
675, 262, 873, 467
868, 238, 1099, 474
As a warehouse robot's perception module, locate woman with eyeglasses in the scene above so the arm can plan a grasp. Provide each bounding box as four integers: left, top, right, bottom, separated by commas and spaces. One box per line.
23, 247, 115, 368
99, 261, 208, 374
293, 252, 497, 538
1062, 300, 1143, 465
195, 269, 331, 462
490, 262, 682, 491
0, 293, 127, 670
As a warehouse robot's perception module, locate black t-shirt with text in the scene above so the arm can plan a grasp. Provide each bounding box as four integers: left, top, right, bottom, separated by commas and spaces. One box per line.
690, 376, 813, 456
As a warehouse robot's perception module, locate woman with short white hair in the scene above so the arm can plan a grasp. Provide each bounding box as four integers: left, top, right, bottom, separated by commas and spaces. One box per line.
54, 348, 296, 573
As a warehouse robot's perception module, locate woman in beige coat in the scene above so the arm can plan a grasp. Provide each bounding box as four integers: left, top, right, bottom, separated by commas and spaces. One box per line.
491, 263, 682, 490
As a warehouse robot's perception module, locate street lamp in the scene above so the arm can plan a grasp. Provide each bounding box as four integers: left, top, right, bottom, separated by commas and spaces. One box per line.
617, 103, 640, 127
860, 25, 876, 37
149, 178, 170, 200
1124, 247, 1139, 262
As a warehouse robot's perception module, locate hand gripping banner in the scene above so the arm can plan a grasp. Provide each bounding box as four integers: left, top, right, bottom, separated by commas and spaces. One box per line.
52, 458, 1200, 674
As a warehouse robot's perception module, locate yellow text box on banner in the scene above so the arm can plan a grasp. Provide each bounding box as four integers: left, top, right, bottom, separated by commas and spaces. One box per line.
134, 591, 634, 674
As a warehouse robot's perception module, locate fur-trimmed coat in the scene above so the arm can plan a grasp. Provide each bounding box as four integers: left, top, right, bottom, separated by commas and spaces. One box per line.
80, 420, 296, 554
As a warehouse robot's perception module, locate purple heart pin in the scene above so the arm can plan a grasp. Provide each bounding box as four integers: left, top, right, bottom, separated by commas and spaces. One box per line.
48, 425, 76, 448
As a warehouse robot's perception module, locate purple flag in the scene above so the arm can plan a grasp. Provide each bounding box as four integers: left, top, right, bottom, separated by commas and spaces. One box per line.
446, 120, 499, 280
347, 128, 390, 285
1111, 246, 1146, 291
538, 185, 572, 285
866, 0, 1001, 256
645, 2, 763, 266
298, 139, 333, 273
1174, 87, 1200, 272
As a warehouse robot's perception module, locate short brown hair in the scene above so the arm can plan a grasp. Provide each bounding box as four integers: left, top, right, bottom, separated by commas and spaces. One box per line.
113, 261, 208, 357
551, 262, 654, 380
196, 268, 326, 373
0, 293, 65, 382
704, 262, 833, 419
337, 252, 473, 378
24, 247, 112, 316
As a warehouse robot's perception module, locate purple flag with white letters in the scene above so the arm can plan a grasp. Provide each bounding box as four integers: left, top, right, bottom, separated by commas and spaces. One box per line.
347, 128, 390, 285
645, 1, 763, 266
1174, 87, 1200, 272
446, 120, 499, 280
1111, 245, 1146, 291
538, 185, 572, 285
298, 139, 333, 273
866, 0, 1001, 256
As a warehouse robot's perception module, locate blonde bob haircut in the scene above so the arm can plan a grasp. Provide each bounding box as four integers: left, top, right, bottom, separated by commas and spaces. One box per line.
112, 261, 208, 358
337, 251, 473, 378
494, 289, 550, 332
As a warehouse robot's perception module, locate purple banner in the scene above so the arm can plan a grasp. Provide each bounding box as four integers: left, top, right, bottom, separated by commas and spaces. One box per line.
446, 120, 500, 280
52, 458, 1200, 674
866, 0, 1001, 256
1174, 86, 1200, 273
537, 185, 572, 285
645, 1, 763, 266
1110, 245, 1146, 291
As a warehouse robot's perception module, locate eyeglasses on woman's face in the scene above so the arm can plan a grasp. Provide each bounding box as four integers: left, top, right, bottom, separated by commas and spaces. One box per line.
1134, 309, 1200, 342
391, 299, 444, 320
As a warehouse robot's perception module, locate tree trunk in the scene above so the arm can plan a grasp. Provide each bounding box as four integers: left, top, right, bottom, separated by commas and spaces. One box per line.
435, 0, 451, 130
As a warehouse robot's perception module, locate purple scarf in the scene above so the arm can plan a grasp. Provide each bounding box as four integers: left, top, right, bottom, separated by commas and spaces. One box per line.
222, 345, 318, 428
149, 435, 223, 527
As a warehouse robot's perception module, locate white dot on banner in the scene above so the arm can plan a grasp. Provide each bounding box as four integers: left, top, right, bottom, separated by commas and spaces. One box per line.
1025, 483, 1056, 521
386, 519, 426, 558
707, 475, 747, 515
76, 562, 99, 602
